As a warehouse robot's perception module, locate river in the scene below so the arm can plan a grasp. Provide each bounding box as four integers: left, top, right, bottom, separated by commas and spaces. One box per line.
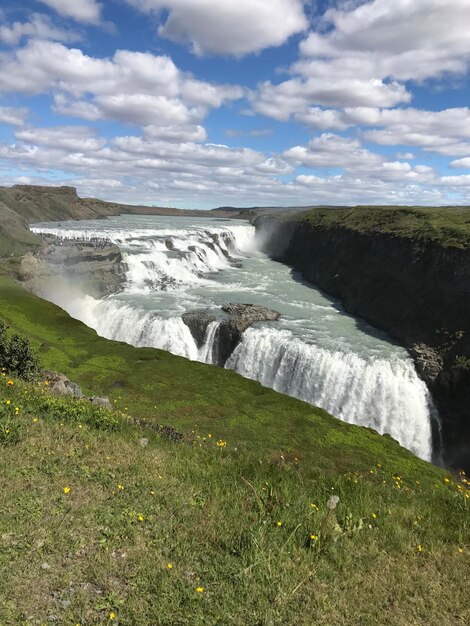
31, 214, 435, 460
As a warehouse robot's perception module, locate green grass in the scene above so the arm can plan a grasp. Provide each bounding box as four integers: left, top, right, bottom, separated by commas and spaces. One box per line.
0, 276, 469, 625
302, 206, 470, 249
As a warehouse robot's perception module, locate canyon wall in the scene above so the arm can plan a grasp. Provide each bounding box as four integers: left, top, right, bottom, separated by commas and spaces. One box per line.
255, 211, 470, 470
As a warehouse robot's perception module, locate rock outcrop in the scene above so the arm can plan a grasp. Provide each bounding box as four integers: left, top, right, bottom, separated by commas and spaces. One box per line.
183, 303, 281, 365
254, 213, 470, 471
182, 311, 216, 348
42, 370, 84, 399
20, 240, 125, 298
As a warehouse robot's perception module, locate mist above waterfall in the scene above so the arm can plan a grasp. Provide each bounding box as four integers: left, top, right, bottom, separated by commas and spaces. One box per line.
30, 214, 435, 461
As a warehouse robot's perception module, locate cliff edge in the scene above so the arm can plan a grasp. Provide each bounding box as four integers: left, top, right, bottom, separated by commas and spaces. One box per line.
255, 206, 470, 471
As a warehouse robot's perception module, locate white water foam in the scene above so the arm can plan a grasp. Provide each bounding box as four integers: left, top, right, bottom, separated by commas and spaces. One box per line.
226, 327, 433, 460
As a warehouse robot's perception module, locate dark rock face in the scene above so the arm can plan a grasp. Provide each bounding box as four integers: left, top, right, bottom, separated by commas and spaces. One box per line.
254, 215, 470, 471
215, 304, 281, 365
182, 303, 281, 365
182, 311, 216, 348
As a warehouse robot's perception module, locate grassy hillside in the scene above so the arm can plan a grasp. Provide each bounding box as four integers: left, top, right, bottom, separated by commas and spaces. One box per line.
302, 206, 470, 249
0, 275, 468, 625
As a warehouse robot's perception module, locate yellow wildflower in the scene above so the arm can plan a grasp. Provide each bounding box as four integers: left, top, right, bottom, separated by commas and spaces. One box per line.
372, 513, 377, 519
417, 544, 423, 553
277, 521, 283, 527
109, 612, 116, 620
137, 514, 144, 522
63, 487, 70, 494
196, 587, 204, 593
117, 484, 124, 490
310, 534, 318, 541
7, 380, 13, 386
167, 563, 173, 569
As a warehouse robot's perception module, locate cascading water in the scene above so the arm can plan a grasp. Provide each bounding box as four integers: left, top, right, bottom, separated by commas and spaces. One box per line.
226, 327, 433, 460
30, 214, 435, 461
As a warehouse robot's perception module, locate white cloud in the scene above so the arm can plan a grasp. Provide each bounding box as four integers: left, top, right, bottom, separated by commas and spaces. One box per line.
143, 124, 207, 143
295, 107, 350, 131
283, 133, 382, 169
15, 126, 105, 152
38, 0, 102, 24
126, 0, 308, 56
450, 158, 470, 169
252, 76, 409, 120
361, 107, 470, 156
288, 105, 470, 158
94, 94, 197, 126
439, 175, 470, 187
3, 122, 469, 206
0, 106, 28, 127
0, 13, 79, 45
251, 1, 470, 123
0, 41, 244, 127
300, 0, 470, 82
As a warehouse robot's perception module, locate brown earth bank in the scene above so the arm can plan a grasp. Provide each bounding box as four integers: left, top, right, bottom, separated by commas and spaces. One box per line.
253, 211, 470, 472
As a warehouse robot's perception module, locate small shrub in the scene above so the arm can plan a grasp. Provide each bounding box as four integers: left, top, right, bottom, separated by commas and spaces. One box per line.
0, 321, 39, 379
455, 355, 470, 371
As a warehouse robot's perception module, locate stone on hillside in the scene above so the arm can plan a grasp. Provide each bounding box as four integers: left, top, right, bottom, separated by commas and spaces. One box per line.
90, 396, 113, 411
50, 381, 73, 397
50, 379, 83, 399
42, 370, 70, 384
66, 382, 84, 399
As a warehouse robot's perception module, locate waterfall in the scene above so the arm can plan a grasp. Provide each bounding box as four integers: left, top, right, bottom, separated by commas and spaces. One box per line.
30, 215, 435, 461
31, 222, 256, 292
226, 327, 433, 460
199, 322, 220, 364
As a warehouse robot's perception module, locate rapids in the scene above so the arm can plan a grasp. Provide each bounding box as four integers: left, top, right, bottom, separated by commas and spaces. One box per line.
31, 214, 435, 460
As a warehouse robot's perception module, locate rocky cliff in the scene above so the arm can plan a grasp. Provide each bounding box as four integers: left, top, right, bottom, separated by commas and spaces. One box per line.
183, 303, 281, 365
254, 209, 470, 471
20, 240, 125, 298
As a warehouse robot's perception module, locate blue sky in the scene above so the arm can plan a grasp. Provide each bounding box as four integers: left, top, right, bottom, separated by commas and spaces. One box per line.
0, 0, 470, 208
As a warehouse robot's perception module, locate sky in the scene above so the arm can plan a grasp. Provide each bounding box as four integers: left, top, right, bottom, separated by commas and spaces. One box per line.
0, 0, 470, 209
